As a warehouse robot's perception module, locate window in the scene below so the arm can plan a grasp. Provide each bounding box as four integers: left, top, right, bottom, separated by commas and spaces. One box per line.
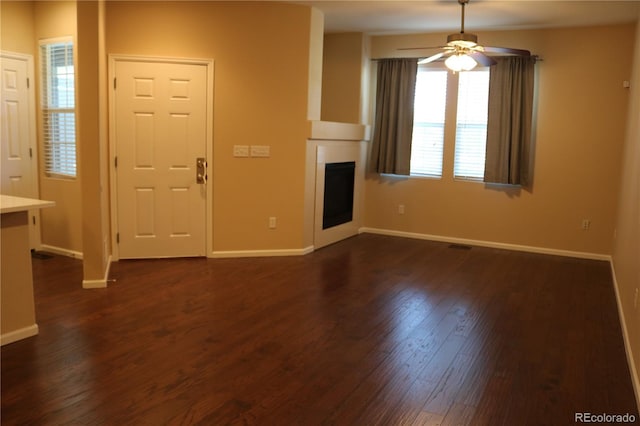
410, 69, 447, 177
410, 65, 490, 180
40, 38, 76, 178
454, 70, 490, 180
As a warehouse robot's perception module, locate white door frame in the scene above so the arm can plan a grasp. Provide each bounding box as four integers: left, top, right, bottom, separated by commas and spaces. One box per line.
108, 55, 214, 261
0, 50, 42, 249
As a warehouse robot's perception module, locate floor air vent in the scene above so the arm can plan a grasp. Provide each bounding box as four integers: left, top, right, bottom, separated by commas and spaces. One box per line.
448, 244, 472, 250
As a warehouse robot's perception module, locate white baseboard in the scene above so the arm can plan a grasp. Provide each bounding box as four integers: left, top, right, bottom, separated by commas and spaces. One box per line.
211, 246, 314, 259
39, 244, 83, 260
82, 255, 112, 289
1, 324, 39, 346
610, 262, 640, 411
359, 227, 611, 261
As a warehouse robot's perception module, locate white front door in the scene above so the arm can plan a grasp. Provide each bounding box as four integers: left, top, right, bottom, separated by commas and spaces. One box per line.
114, 59, 208, 258
0, 52, 40, 249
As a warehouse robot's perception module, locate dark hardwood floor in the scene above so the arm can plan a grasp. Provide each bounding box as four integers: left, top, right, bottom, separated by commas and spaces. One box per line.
2, 234, 638, 425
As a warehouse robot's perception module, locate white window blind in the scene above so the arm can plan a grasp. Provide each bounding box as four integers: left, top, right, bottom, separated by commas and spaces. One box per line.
454, 70, 490, 180
410, 69, 448, 177
40, 39, 76, 178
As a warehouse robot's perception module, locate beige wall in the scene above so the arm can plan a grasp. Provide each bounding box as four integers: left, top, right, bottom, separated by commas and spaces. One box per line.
612, 16, 640, 405
1, 212, 37, 338
107, 1, 313, 252
77, 0, 109, 281
322, 33, 365, 124
33, 1, 83, 254
364, 24, 635, 256
1, 1, 35, 55
307, 7, 324, 122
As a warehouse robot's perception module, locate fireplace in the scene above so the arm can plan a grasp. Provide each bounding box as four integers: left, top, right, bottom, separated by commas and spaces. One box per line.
323, 162, 355, 230
311, 142, 364, 250
307, 122, 369, 250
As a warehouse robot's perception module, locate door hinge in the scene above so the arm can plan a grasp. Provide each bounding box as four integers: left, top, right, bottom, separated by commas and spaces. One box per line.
113, 78, 117, 90
114, 156, 118, 168
32, 215, 36, 225
27, 78, 30, 89
116, 233, 120, 244
29, 148, 33, 158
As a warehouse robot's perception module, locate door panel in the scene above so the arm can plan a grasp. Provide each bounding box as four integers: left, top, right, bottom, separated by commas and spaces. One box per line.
1, 57, 33, 196
115, 60, 207, 258
0, 53, 40, 249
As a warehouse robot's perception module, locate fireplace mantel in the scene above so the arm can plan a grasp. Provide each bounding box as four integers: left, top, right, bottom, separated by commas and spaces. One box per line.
309, 120, 370, 142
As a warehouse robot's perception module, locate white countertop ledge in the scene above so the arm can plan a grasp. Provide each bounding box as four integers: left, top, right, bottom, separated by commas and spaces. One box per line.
0, 194, 55, 214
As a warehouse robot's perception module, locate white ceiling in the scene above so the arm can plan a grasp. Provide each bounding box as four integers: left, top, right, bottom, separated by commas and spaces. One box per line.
290, 1, 640, 35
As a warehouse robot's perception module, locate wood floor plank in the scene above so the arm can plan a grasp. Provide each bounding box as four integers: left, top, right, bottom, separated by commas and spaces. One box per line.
2, 235, 637, 425
441, 402, 476, 426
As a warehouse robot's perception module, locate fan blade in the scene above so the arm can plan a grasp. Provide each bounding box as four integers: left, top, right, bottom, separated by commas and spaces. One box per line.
482, 46, 531, 56
418, 52, 446, 65
398, 46, 448, 51
469, 51, 496, 67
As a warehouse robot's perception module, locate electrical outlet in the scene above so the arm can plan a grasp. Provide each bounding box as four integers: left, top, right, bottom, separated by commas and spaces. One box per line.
581, 219, 590, 231
269, 217, 277, 229
398, 204, 405, 215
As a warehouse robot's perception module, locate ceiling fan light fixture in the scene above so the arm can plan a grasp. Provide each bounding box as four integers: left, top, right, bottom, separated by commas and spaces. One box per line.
446, 32, 478, 48
398, 0, 532, 68
445, 53, 477, 72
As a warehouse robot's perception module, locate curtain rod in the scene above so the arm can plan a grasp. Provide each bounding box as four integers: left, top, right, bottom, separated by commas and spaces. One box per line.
370, 55, 543, 62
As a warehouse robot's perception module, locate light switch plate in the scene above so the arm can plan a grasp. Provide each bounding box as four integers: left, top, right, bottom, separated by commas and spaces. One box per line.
250, 145, 270, 158
233, 145, 249, 157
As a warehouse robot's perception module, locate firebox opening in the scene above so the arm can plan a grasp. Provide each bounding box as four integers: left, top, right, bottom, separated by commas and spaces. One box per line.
323, 161, 355, 230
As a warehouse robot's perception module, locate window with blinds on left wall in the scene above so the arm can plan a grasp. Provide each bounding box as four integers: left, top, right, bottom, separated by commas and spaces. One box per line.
40, 38, 76, 178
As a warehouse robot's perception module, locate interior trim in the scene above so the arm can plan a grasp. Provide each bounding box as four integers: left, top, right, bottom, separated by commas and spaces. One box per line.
359, 227, 611, 261
610, 262, 640, 410
82, 255, 112, 289
211, 246, 314, 259
39, 244, 83, 260
0, 324, 38, 346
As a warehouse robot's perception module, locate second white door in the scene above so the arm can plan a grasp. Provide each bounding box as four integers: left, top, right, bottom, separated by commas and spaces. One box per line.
0, 52, 40, 249
114, 59, 208, 258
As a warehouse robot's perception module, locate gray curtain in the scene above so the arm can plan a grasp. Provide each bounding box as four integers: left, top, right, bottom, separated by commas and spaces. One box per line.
370, 59, 418, 175
484, 56, 536, 185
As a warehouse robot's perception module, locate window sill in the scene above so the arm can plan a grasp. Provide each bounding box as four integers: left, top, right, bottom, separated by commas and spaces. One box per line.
453, 176, 484, 183
44, 173, 77, 181
409, 174, 442, 180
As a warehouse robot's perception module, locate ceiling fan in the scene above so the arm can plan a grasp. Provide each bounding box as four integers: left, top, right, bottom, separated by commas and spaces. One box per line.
401, 0, 531, 71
